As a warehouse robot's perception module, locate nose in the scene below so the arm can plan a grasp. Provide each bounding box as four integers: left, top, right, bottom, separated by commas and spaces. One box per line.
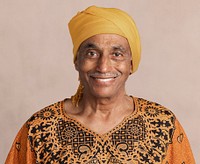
96, 54, 112, 72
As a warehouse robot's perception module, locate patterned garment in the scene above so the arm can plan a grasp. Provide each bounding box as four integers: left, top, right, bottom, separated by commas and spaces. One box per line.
5, 97, 195, 164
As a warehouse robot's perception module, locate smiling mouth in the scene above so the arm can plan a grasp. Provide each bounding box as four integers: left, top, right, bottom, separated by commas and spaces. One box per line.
88, 72, 120, 84
91, 77, 116, 82
89, 72, 120, 78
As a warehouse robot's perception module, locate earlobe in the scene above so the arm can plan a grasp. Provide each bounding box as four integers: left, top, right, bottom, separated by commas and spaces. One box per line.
74, 60, 79, 71
130, 68, 133, 74
130, 61, 133, 74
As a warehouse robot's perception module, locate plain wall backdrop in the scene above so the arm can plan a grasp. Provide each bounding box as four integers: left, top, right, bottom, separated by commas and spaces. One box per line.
1, 0, 200, 163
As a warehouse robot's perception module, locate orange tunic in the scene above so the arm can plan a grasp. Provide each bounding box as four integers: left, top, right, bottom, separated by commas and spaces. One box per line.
5, 97, 195, 163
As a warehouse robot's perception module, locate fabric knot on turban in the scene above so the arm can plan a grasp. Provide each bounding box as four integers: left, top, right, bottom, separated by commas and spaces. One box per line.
68, 5, 141, 73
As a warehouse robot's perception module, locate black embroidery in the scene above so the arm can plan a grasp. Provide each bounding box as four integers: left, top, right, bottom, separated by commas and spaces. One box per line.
27, 98, 175, 163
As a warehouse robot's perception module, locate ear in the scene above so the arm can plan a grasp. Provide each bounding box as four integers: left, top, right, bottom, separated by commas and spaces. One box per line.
129, 60, 133, 75
74, 58, 79, 71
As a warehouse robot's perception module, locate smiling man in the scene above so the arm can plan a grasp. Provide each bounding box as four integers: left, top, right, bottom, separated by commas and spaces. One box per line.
6, 6, 195, 164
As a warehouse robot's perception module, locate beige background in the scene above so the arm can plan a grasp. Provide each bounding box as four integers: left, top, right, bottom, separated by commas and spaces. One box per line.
1, 0, 200, 163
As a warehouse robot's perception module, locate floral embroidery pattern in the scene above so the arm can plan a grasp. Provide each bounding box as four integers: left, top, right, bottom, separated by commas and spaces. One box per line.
39, 108, 55, 120
27, 98, 175, 163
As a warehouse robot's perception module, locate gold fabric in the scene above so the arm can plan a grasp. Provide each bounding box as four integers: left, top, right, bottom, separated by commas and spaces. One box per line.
5, 97, 195, 163
68, 5, 141, 73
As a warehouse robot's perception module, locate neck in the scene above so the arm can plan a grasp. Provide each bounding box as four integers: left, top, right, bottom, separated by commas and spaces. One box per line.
66, 92, 134, 135
79, 92, 133, 117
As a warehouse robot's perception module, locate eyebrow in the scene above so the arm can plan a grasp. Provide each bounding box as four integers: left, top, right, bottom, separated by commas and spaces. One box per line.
112, 45, 126, 52
80, 42, 127, 52
80, 42, 98, 50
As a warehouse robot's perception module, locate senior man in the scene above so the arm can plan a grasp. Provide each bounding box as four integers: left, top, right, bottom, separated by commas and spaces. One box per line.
6, 6, 195, 163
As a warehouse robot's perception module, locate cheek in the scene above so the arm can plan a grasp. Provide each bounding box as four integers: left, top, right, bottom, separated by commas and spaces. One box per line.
118, 62, 132, 74
80, 60, 97, 72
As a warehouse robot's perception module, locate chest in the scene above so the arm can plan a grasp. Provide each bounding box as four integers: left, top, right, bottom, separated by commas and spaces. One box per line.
28, 113, 175, 164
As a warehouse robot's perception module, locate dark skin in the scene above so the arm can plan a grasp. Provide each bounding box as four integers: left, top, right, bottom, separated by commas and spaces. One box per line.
64, 34, 134, 135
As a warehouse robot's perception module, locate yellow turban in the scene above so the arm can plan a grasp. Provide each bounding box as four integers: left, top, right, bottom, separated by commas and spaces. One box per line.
68, 5, 141, 73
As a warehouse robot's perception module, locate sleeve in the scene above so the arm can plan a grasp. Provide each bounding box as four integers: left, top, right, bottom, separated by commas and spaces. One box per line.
163, 118, 196, 164
5, 123, 36, 164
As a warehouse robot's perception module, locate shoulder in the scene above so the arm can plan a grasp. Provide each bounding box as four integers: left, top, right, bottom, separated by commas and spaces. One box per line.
26, 100, 64, 126
133, 97, 177, 143
134, 97, 175, 116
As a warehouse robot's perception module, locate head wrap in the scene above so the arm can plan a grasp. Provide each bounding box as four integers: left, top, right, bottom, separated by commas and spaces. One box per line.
68, 6, 141, 106
68, 5, 141, 73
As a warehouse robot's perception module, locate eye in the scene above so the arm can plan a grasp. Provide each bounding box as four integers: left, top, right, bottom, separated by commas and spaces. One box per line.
113, 52, 123, 57
111, 51, 128, 61
85, 50, 99, 58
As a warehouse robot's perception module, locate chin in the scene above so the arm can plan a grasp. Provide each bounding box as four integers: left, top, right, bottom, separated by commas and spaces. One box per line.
89, 87, 119, 99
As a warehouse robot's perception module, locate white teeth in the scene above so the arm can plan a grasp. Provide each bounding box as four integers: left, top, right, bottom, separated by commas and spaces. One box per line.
95, 78, 114, 82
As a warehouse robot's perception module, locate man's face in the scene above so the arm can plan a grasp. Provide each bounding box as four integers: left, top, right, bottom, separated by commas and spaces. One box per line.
75, 34, 132, 99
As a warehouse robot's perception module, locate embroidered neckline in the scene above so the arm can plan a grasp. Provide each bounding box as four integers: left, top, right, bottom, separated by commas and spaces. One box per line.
60, 96, 138, 138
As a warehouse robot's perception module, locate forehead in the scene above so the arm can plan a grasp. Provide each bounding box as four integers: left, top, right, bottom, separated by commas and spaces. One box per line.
79, 34, 130, 50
